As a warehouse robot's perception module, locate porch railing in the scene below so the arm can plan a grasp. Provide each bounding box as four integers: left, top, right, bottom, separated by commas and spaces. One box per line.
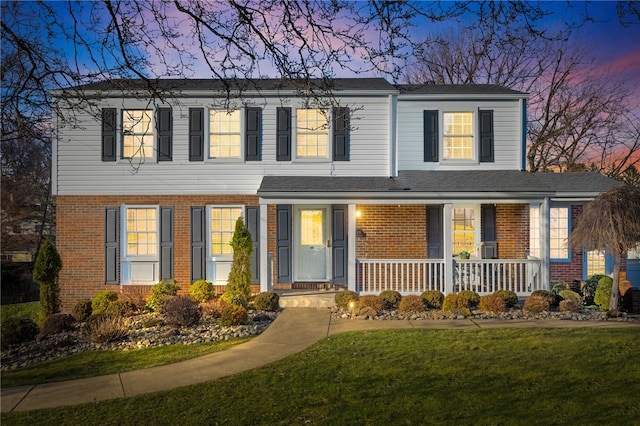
356, 258, 542, 296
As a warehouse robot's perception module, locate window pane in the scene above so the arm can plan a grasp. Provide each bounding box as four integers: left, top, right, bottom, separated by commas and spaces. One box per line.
126, 207, 157, 258
301, 210, 324, 245
550, 207, 569, 259
443, 112, 473, 160
210, 110, 241, 158
122, 110, 153, 159
297, 109, 328, 158
587, 250, 605, 276
529, 206, 540, 257
452, 207, 476, 254
210, 207, 242, 255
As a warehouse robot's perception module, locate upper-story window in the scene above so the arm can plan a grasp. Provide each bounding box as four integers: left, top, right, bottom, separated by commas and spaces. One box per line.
209, 110, 241, 159
122, 110, 154, 159
296, 108, 329, 159
443, 112, 473, 160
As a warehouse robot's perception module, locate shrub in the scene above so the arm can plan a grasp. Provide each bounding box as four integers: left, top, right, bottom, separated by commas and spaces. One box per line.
559, 299, 581, 313
479, 294, 507, 313
550, 280, 568, 295
72, 299, 93, 322
225, 217, 252, 300
83, 314, 129, 344
493, 290, 519, 308
201, 298, 227, 318
458, 290, 480, 308
189, 280, 216, 303
33, 240, 63, 324
219, 304, 248, 326
91, 290, 119, 315
583, 274, 607, 305
1, 317, 39, 347
559, 290, 582, 306
398, 295, 425, 314
523, 294, 550, 313
379, 291, 402, 309
40, 313, 75, 336
106, 300, 137, 317
335, 290, 359, 308
442, 293, 467, 312
146, 280, 180, 312
160, 296, 202, 327
357, 295, 384, 312
119, 287, 148, 312
357, 307, 379, 318
420, 290, 445, 309
531, 290, 559, 308
220, 291, 248, 308
253, 292, 280, 311
595, 276, 614, 311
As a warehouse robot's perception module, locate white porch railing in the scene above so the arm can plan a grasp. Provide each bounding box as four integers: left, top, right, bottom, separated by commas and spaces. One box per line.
357, 258, 542, 296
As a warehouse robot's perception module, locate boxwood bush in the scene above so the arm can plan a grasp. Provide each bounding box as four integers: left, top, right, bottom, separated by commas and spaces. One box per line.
378, 290, 402, 309
189, 280, 215, 303
253, 292, 280, 311
420, 290, 445, 309
146, 279, 180, 312
335, 290, 359, 308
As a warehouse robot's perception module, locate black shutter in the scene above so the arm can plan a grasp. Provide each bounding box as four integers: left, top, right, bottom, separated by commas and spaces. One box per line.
276, 205, 292, 283
105, 207, 119, 284
276, 107, 291, 161
479, 109, 494, 162
245, 206, 260, 284
481, 204, 498, 258
160, 207, 174, 279
426, 205, 443, 258
189, 108, 204, 161
102, 108, 117, 162
333, 107, 350, 161
157, 108, 173, 161
191, 207, 206, 282
424, 110, 438, 162
332, 205, 348, 285
245, 107, 262, 161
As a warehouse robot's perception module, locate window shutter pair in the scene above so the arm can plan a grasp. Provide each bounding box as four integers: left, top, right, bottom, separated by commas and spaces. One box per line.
423, 109, 494, 163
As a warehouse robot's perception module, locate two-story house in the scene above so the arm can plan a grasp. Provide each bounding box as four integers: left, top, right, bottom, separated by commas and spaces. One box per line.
52, 79, 621, 309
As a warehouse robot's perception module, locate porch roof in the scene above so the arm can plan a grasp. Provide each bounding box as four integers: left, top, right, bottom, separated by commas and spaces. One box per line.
258, 171, 621, 201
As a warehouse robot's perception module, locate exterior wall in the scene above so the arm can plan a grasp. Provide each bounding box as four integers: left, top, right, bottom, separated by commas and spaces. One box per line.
495, 204, 529, 259
54, 96, 391, 196
56, 194, 258, 310
397, 99, 523, 171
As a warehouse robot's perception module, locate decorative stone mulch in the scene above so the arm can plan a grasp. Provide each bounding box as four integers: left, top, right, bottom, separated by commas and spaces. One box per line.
1, 311, 278, 371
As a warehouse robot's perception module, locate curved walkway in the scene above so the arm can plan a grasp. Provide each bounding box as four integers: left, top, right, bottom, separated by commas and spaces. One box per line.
2, 308, 639, 412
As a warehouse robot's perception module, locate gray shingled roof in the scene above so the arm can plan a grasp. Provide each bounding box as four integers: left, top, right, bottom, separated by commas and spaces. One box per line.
398, 84, 527, 97
258, 171, 621, 199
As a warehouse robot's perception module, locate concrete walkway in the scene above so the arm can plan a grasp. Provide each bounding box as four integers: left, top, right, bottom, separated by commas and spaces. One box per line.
2, 308, 639, 413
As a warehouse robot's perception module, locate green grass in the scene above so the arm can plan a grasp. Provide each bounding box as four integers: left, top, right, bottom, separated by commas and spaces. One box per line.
0, 301, 39, 324
1, 338, 250, 388
3, 328, 639, 425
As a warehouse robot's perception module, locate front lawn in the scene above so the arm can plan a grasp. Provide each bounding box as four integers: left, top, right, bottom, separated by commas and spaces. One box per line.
3, 327, 639, 425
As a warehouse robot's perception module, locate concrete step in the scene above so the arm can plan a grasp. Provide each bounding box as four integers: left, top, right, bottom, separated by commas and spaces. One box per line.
277, 291, 337, 308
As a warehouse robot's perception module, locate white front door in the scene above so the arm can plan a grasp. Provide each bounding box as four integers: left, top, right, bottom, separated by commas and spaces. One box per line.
295, 207, 329, 281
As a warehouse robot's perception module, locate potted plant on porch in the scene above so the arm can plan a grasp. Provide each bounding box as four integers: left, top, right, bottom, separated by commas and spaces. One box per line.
458, 250, 471, 259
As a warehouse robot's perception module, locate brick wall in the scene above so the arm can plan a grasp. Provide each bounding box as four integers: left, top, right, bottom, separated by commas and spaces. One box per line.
495, 204, 529, 259
56, 195, 258, 310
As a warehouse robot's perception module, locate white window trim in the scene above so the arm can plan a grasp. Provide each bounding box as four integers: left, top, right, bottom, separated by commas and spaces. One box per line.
207, 108, 245, 162
440, 111, 476, 164
206, 205, 245, 261
452, 204, 481, 258
121, 205, 160, 285
293, 107, 331, 162
120, 109, 155, 162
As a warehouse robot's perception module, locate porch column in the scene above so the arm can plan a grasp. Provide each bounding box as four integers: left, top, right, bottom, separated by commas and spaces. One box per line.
539, 197, 551, 289
348, 204, 357, 292
259, 203, 269, 292
443, 203, 454, 294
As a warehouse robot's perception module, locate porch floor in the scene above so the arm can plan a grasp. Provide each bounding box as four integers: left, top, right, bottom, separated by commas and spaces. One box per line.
276, 290, 338, 308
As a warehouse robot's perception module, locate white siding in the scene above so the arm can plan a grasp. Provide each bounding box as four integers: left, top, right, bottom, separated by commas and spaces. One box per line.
396, 99, 523, 171
54, 96, 391, 195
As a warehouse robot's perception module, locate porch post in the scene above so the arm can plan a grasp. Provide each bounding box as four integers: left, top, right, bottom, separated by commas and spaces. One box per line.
540, 197, 551, 290
259, 203, 269, 292
347, 204, 357, 292
443, 203, 454, 294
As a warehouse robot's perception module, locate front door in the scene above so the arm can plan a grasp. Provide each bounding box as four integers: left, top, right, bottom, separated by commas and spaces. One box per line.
296, 207, 329, 281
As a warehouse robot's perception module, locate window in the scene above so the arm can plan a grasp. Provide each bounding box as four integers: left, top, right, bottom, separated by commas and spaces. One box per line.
550, 207, 569, 260
443, 112, 473, 160
210, 110, 241, 158
126, 207, 158, 258
297, 109, 328, 158
586, 250, 606, 276
452, 206, 477, 256
529, 206, 541, 258
209, 206, 243, 256
122, 110, 153, 159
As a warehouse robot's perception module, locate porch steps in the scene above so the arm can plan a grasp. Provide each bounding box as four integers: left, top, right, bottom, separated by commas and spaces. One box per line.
277, 291, 337, 308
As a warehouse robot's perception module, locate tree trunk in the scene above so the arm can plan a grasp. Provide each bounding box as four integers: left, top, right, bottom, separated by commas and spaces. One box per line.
609, 256, 621, 311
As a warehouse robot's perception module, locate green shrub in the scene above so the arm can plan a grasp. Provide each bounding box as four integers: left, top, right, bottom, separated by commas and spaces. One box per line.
189, 280, 216, 303
523, 294, 550, 313
253, 292, 280, 311
335, 290, 359, 308
531, 290, 559, 308
550, 280, 568, 295
559, 290, 582, 306
201, 298, 227, 318
493, 290, 519, 308
40, 313, 75, 336
219, 304, 248, 326
146, 280, 180, 312
442, 293, 467, 312
220, 291, 248, 308
1, 317, 39, 347
398, 295, 425, 314
82, 314, 129, 344
160, 296, 202, 327
458, 290, 480, 308
479, 294, 507, 313
105, 300, 137, 317
378, 291, 402, 309
357, 295, 384, 312
583, 274, 607, 306
33, 240, 63, 325
420, 290, 445, 309
91, 290, 119, 315
559, 299, 581, 313
72, 299, 93, 322
595, 276, 613, 311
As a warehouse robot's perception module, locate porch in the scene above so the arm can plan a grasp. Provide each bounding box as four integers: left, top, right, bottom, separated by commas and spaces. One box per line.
356, 258, 542, 296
